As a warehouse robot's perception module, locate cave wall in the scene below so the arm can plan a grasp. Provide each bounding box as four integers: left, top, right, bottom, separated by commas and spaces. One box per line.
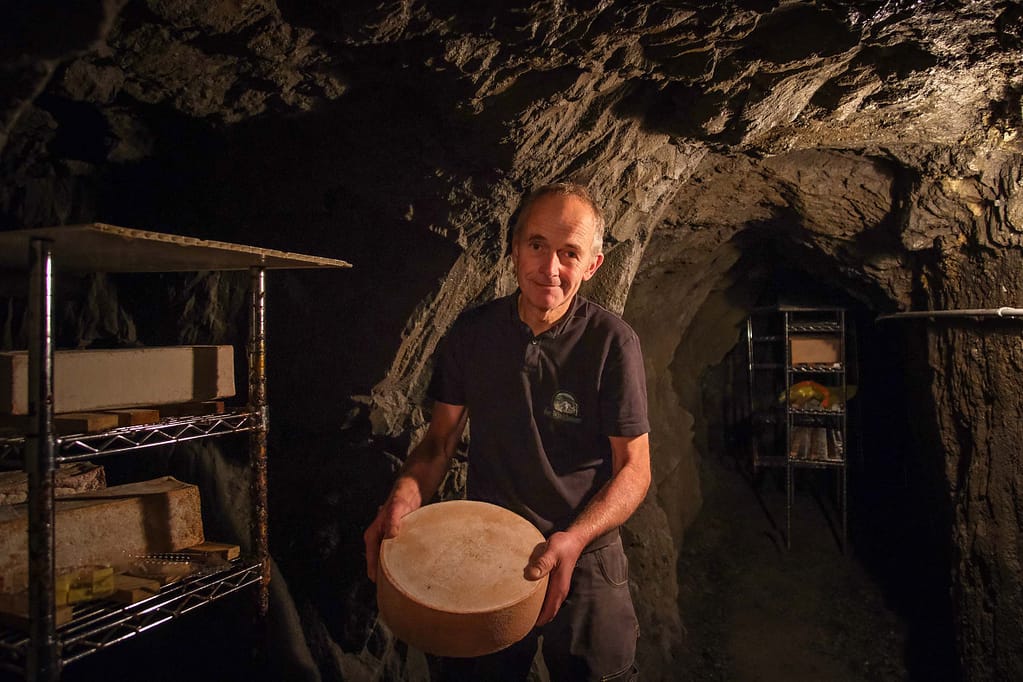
915, 152, 1023, 682
2, 2, 1023, 680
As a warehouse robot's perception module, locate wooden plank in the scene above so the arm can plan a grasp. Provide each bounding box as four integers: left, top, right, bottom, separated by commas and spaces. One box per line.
184, 541, 240, 562
0, 223, 353, 273
0, 411, 120, 434
109, 408, 160, 426
109, 574, 162, 604
123, 559, 199, 586
157, 400, 225, 418
55, 412, 121, 434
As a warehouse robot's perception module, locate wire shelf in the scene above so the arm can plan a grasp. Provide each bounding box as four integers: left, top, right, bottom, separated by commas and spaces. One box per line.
0, 411, 259, 467
788, 406, 846, 418
787, 322, 842, 333
0, 559, 263, 675
787, 363, 844, 374
786, 457, 846, 468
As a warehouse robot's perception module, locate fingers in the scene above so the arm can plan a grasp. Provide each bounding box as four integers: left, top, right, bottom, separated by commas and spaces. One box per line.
534, 564, 571, 626
525, 541, 554, 581
364, 503, 406, 582
535, 589, 563, 626
528, 533, 584, 626
363, 519, 383, 582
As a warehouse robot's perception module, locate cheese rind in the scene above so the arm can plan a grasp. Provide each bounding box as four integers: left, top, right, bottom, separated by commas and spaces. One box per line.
0, 477, 204, 593
0, 345, 235, 415
377, 500, 547, 658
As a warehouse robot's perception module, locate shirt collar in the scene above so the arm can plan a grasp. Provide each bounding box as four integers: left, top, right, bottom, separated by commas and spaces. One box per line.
549, 294, 586, 337
507, 291, 587, 338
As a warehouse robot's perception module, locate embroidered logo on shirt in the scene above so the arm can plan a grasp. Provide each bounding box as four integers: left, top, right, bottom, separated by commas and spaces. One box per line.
548, 391, 582, 423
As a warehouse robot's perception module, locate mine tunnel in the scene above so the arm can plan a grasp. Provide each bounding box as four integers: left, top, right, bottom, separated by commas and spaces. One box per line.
2, 2, 1023, 681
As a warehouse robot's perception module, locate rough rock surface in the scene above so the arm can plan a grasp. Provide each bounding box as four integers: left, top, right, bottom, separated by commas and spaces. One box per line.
2, 1, 1023, 680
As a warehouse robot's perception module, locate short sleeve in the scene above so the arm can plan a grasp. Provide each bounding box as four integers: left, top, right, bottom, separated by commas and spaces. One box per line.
426, 323, 467, 406
599, 332, 650, 437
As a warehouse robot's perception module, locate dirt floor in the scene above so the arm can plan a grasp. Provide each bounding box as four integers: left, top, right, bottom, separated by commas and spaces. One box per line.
675, 452, 939, 681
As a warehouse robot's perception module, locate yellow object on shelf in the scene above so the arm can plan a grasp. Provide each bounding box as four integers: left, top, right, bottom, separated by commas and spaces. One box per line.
779, 381, 858, 409
56, 565, 115, 606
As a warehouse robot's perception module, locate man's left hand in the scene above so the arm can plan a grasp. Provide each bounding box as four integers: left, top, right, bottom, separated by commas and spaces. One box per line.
525, 531, 585, 626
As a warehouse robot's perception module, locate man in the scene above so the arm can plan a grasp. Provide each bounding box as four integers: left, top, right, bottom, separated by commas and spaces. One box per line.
364, 182, 651, 681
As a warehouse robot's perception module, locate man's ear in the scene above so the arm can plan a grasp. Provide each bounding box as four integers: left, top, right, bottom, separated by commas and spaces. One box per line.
582, 252, 604, 281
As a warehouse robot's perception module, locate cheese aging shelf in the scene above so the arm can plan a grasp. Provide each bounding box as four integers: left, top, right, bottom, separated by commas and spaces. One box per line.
745, 306, 849, 551
0, 412, 261, 465
0, 224, 351, 681
0, 559, 264, 672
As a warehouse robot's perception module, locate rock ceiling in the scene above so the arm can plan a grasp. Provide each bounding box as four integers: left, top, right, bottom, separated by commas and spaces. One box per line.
4, 2, 1021, 300
3, 3, 1023, 679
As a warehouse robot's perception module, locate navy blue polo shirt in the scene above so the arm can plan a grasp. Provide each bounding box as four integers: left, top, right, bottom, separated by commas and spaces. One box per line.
427, 292, 650, 537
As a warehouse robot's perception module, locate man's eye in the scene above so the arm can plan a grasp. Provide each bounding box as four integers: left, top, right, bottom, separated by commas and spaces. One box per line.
530, 242, 542, 250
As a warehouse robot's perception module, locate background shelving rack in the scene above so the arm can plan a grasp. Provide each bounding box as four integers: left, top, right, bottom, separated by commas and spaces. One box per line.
0, 224, 350, 681
745, 305, 849, 551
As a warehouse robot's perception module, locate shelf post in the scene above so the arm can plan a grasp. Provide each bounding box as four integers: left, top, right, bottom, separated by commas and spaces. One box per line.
784, 311, 793, 550
840, 310, 848, 553
248, 266, 269, 615
26, 238, 58, 681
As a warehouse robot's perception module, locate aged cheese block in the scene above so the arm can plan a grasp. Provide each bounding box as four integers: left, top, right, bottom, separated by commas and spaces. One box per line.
0, 345, 235, 415
789, 336, 841, 365
110, 574, 162, 604
377, 500, 548, 658
0, 462, 106, 506
0, 476, 204, 592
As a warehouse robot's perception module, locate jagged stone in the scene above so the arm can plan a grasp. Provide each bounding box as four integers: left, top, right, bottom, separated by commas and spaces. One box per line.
1, 2, 1022, 680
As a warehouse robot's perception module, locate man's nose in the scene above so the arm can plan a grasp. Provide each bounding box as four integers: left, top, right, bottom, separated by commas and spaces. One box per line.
540, 251, 560, 277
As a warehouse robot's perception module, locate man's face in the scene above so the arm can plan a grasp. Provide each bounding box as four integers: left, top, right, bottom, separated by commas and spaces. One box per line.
512, 193, 604, 319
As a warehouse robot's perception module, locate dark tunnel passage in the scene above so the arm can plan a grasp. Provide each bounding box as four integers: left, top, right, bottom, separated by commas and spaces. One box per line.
679, 246, 960, 679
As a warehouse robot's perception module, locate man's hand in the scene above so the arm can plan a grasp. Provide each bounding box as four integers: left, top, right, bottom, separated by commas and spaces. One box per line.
525, 531, 585, 626
364, 402, 469, 583
363, 496, 416, 582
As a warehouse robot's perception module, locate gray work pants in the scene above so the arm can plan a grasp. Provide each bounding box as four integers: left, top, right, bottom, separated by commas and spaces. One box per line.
436, 535, 640, 681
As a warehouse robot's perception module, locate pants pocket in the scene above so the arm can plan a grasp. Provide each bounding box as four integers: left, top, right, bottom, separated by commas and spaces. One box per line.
601, 662, 640, 681
595, 543, 629, 587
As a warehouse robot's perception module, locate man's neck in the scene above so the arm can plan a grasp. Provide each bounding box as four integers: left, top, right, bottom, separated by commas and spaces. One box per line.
518, 294, 573, 336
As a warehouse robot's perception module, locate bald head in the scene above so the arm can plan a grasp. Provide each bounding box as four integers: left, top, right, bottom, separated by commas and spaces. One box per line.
513, 182, 605, 256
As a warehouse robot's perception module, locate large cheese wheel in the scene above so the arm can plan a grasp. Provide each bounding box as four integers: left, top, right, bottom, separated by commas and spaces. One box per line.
377, 500, 549, 657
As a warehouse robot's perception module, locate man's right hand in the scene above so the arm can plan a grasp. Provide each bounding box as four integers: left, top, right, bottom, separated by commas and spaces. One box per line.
364, 496, 417, 582
363, 401, 469, 583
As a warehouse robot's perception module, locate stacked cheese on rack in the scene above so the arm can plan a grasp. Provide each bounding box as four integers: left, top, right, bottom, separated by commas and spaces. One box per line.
0, 476, 205, 594
0, 345, 235, 432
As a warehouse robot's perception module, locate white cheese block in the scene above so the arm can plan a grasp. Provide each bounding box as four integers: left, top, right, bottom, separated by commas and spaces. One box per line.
377, 500, 548, 658
0, 476, 204, 593
0, 345, 235, 415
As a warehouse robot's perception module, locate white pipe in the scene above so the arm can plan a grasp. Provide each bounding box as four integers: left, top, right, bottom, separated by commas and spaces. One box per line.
876, 307, 1023, 321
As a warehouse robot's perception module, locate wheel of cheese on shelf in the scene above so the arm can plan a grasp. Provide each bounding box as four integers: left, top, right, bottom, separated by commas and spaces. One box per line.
376, 499, 549, 658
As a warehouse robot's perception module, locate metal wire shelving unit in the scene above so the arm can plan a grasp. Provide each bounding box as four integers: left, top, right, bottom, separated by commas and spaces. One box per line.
0, 412, 260, 466
0, 224, 351, 681
0, 558, 263, 675
746, 306, 849, 551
